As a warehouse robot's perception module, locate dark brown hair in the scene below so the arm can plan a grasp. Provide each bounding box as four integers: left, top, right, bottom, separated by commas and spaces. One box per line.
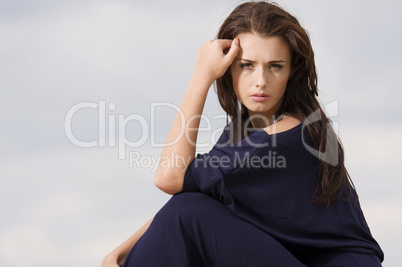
215, 1, 354, 206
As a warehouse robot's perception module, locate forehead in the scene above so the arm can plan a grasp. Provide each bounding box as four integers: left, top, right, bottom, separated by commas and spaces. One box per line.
235, 32, 291, 61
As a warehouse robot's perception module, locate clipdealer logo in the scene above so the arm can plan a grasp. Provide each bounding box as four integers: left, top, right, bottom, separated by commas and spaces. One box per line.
64, 100, 228, 161
64, 99, 340, 168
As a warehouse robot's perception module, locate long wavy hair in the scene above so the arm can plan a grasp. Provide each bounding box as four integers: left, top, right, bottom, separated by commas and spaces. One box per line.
215, 1, 355, 206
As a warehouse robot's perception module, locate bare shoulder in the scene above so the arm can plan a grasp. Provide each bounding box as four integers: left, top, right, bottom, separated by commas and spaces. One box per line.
263, 115, 302, 135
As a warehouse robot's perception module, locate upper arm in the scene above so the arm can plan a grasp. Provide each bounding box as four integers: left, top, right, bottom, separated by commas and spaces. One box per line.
154, 124, 231, 195
179, 128, 267, 205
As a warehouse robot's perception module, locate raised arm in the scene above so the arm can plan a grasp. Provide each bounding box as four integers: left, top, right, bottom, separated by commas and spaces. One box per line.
154, 39, 240, 195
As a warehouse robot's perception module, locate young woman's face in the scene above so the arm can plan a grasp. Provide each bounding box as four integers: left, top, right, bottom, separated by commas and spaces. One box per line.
230, 32, 291, 126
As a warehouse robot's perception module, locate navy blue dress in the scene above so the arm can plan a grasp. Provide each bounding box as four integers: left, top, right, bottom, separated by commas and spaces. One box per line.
122, 122, 384, 266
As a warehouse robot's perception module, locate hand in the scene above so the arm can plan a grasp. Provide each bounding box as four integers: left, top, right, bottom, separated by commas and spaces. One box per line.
193, 38, 240, 84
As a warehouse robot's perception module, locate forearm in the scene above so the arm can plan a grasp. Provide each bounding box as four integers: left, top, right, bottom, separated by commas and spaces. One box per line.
102, 217, 154, 266
154, 38, 239, 194
154, 75, 212, 194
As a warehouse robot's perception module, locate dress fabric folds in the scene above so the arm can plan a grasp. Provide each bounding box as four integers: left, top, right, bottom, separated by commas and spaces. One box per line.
122, 122, 384, 267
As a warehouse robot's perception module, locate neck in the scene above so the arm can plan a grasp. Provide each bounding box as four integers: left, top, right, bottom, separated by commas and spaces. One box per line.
248, 110, 278, 128
248, 99, 283, 128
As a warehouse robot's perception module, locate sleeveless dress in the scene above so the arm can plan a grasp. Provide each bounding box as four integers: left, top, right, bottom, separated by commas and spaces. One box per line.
121, 122, 384, 267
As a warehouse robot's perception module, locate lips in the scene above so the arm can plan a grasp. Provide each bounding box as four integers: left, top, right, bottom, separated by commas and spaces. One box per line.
251, 93, 269, 102
251, 93, 269, 97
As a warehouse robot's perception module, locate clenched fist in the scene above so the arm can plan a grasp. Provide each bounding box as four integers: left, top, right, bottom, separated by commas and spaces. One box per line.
193, 38, 240, 85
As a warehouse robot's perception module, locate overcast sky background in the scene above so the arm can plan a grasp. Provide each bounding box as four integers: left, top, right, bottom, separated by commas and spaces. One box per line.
1, 0, 401, 266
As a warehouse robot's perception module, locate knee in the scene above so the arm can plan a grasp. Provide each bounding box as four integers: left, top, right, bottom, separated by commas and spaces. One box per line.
173, 191, 214, 205
156, 192, 227, 223
168, 191, 218, 214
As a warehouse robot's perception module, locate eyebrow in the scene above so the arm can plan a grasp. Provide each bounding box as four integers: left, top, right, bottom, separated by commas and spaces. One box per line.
237, 58, 286, 64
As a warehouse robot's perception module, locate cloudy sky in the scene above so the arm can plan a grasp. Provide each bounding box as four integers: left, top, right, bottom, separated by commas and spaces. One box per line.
1, 0, 401, 266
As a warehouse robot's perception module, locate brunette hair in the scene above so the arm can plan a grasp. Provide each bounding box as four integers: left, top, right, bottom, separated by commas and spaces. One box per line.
215, 1, 354, 206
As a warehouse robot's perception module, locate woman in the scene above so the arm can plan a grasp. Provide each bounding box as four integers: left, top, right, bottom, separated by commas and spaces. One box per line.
102, 1, 384, 266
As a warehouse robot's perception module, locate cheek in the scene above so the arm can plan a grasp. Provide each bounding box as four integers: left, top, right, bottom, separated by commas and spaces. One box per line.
275, 74, 290, 94
280, 78, 289, 91
233, 72, 249, 93
231, 69, 242, 95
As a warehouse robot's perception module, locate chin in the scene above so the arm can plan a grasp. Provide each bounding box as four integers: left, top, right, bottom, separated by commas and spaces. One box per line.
247, 106, 272, 113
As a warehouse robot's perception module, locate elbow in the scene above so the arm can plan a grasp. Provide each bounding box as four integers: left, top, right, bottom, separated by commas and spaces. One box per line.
154, 170, 183, 195
154, 176, 173, 195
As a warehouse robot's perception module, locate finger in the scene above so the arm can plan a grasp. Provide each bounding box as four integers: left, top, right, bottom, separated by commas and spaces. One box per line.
216, 39, 236, 48
224, 38, 240, 62
218, 39, 233, 48
216, 39, 236, 54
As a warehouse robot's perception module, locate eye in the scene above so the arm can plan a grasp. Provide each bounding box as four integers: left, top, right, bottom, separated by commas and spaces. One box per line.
240, 63, 253, 69
270, 64, 283, 70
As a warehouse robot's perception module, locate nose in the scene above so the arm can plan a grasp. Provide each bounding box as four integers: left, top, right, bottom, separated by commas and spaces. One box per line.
255, 67, 267, 88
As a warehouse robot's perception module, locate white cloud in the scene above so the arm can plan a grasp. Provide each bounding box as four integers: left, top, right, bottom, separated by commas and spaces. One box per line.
364, 199, 402, 265
0, 224, 63, 266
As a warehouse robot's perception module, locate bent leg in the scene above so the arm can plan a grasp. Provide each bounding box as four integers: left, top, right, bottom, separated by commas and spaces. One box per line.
122, 192, 305, 267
